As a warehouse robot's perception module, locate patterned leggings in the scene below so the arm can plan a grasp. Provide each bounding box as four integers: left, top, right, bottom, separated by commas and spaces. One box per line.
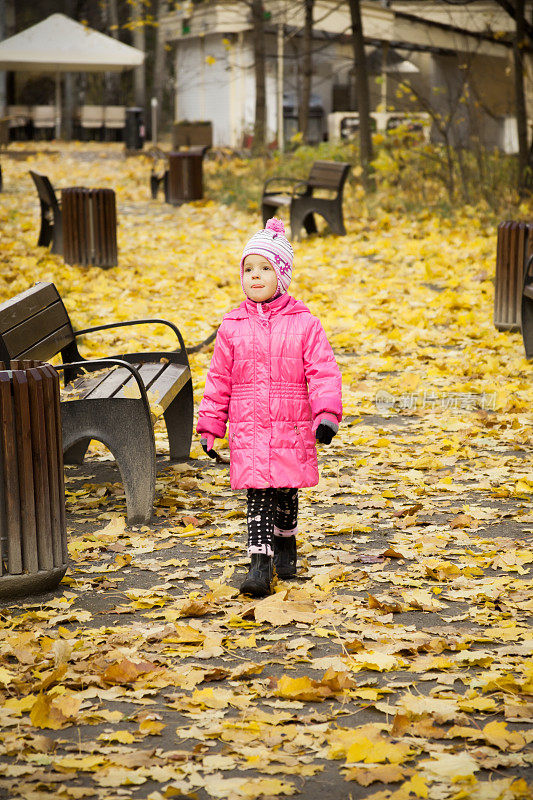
247, 488, 298, 556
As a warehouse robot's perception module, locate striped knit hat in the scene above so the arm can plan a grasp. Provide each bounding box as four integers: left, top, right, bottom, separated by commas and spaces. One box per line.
240, 218, 294, 296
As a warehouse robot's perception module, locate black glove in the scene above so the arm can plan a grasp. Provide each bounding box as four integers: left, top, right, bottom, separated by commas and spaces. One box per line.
316, 423, 335, 445
200, 435, 217, 459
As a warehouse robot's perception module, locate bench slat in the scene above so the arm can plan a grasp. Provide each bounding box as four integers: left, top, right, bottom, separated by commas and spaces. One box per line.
81, 366, 133, 400
523, 284, 533, 300
307, 163, 348, 189
148, 364, 190, 410
2, 301, 72, 361
263, 193, 292, 206
68, 361, 190, 411
0, 283, 62, 335
62, 365, 113, 400
113, 363, 167, 399
17, 323, 74, 362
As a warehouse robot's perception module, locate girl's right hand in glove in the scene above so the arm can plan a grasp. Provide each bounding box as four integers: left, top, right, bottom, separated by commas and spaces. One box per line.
315, 413, 339, 445
200, 433, 217, 458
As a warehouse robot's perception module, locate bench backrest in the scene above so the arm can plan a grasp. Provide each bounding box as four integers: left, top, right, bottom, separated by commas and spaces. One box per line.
104, 106, 126, 126
306, 161, 351, 194
29, 170, 60, 212
80, 105, 105, 127
7, 105, 30, 126
0, 282, 75, 365
32, 106, 55, 127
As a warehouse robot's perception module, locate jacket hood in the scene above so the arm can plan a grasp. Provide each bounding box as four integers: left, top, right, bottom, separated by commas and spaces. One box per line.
224, 294, 310, 320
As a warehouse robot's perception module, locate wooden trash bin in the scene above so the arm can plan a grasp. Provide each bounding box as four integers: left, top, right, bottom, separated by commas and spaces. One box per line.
494, 220, 533, 331
0, 360, 67, 599
167, 151, 204, 204
62, 187, 118, 268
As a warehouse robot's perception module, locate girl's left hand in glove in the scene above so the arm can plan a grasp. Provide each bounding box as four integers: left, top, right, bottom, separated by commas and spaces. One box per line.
200, 433, 217, 458
315, 414, 339, 445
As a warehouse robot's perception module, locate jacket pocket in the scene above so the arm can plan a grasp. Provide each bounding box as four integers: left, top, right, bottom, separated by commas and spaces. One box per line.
294, 424, 307, 463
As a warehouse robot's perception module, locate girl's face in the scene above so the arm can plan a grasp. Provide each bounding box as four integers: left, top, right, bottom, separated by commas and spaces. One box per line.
242, 254, 278, 302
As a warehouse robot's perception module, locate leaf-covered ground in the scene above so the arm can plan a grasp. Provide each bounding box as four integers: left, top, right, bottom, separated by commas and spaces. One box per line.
0, 144, 531, 800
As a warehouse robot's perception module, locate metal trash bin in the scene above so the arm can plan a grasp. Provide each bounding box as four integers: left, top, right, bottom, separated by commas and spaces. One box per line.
494, 221, 533, 331
0, 361, 67, 599
125, 107, 144, 151
167, 150, 204, 204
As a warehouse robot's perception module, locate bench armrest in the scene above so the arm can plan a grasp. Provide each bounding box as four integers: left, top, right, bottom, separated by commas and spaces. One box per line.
74, 318, 187, 359
291, 180, 311, 196
263, 176, 300, 193
55, 358, 150, 406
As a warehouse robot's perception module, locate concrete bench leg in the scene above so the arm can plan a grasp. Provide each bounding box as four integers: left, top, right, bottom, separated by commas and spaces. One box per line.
323, 203, 346, 236
61, 398, 156, 524
290, 204, 314, 241
64, 437, 90, 465
164, 380, 193, 461
262, 202, 283, 227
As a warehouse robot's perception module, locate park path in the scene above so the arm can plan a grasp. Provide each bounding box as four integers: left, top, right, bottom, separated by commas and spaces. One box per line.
0, 143, 531, 800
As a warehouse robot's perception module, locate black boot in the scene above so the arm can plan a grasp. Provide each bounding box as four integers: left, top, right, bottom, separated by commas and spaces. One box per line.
240, 553, 273, 597
273, 535, 297, 578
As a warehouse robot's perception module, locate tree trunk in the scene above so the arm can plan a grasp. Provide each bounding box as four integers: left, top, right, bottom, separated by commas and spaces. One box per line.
104, 0, 121, 105
348, 0, 374, 190
299, 0, 314, 143
131, 0, 146, 112
152, 0, 166, 134
108, 0, 119, 35
0, 0, 14, 115
443, 134, 455, 204
514, 0, 529, 193
251, 0, 266, 154
0, 0, 6, 116
60, 0, 78, 140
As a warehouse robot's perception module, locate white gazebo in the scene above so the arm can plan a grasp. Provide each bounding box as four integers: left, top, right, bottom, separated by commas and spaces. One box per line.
0, 13, 144, 137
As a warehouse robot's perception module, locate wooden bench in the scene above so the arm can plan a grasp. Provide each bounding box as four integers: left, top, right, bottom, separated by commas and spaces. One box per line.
261, 160, 351, 240
29, 170, 63, 255
0, 282, 193, 524
30, 171, 118, 268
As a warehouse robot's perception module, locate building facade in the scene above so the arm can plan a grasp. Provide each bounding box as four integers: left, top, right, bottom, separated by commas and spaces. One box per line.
161, 0, 524, 150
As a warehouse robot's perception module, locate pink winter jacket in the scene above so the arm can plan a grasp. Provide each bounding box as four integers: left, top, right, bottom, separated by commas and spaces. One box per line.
197, 293, 342, 490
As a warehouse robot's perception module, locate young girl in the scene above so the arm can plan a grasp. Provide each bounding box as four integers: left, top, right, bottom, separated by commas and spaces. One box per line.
197, 218, 342, 597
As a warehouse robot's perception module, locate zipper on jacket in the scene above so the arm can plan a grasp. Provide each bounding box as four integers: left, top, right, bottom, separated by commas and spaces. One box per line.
294, 424, 306, 461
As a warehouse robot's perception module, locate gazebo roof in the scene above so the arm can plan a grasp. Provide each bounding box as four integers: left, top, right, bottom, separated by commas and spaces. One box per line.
0, 13, 144, 72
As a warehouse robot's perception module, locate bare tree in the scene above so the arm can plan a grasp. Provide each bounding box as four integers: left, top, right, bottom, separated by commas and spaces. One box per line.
298, 0, 314, 143
0, 0, 6, 116
103, 0, 121, 106
348, 0, 373, 189
251, 0, 267, 152
131, 0, 146, 110
389, 57, 484, 206
152, 0, 166, 129
513, 0, 529, 191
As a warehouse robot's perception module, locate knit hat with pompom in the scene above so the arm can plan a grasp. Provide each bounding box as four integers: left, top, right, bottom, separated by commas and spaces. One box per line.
240, 218, 294, 296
